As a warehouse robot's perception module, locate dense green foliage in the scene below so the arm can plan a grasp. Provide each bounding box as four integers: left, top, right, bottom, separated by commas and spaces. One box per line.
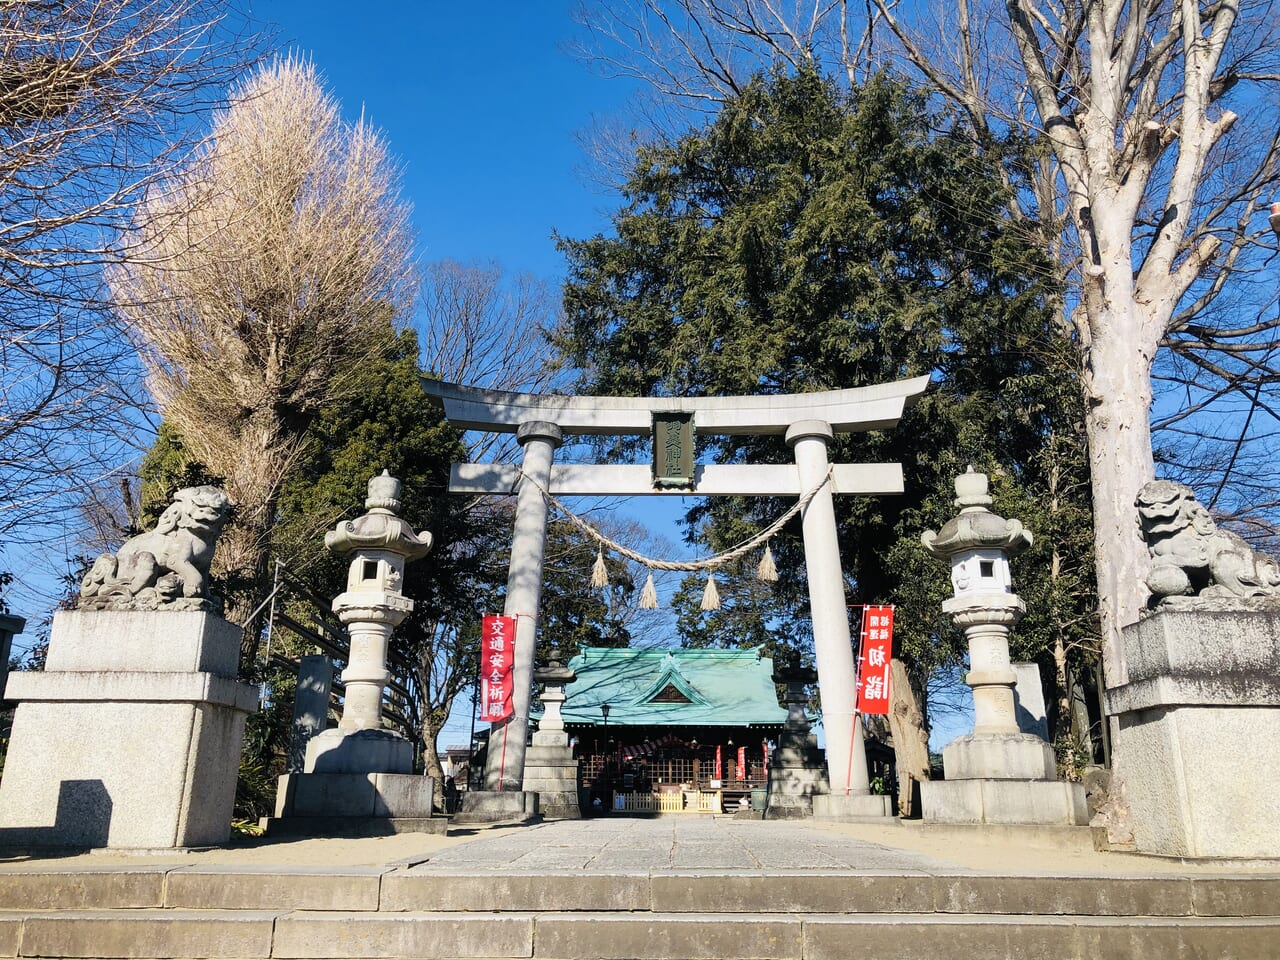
141, 328, 640, 811
554, 68, 1099, 739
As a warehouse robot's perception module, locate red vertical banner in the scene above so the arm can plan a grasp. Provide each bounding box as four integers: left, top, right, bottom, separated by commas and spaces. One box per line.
480, 615, 516, 723
855, 605, 894, 715
714, 744, 723, 781
736, 745, 746, 780
762, 739, 770, 779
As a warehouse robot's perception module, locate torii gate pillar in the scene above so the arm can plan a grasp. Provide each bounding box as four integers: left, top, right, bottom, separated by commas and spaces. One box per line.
486, 421, 562, 791
787, 420, 871, 799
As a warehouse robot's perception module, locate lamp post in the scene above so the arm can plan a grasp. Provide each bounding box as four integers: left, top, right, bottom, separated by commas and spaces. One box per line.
600, 702, 611, 779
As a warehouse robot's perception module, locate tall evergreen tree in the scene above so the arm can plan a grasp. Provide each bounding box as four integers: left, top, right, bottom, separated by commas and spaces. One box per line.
554, 68, 1098, 747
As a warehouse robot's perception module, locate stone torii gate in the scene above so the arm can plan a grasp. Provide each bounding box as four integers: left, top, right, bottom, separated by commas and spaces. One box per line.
421, 375, 929, 818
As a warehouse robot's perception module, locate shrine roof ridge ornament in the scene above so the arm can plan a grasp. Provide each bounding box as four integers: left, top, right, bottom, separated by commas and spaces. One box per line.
419, 375, 932, 435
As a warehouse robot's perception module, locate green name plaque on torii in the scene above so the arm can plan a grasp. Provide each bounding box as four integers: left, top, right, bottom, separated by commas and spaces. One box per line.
652, 412, 695, 489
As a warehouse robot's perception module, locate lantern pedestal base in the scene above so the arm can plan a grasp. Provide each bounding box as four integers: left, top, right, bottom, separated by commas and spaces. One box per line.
523, 744, 581, 819
920, 778, 1087, 825
942, 732, 1056, 781
763, 734, 830, 819
304, 728, 413, 775
273, 772, 436, 817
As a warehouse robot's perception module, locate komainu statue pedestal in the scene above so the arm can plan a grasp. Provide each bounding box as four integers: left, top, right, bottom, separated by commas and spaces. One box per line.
0, 610, 256, 850
1107, 608, 1280, 858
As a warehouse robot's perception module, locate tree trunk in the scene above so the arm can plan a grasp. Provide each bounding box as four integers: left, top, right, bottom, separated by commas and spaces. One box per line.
887, 658, 930, 817
210, 410, 291, 661
1078, 289, 1157, 844
1078, 264, 1159, 689
1052, 631, 1070, 741
1082, 383, 1154, 686
421, 716, 447, 811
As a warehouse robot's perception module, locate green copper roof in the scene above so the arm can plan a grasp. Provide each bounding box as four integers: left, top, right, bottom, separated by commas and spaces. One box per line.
562, 647, 788, 728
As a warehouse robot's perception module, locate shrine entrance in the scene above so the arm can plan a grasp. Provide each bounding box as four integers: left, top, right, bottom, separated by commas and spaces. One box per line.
420, 376, 929, 811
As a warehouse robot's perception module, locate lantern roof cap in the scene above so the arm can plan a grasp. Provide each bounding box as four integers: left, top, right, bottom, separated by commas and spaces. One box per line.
921, 468, 1033, 559
324, 472, 434, 560
535, 659, 577, 684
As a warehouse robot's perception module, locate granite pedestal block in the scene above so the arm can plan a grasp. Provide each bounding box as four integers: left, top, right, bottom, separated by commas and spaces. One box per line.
1107, 608, 1280, 858
763, 735, 830, 819
270, 728, 439, 835
0, 611, 256, 850
304, 727, 413, 774
810, 792, 893, 820
920, 778, 1087, 825
452, 789, 540, 824
522, 743, 581, 819
942, 732, 1056, 781
264, 772, 443, 837
273, 772, 436, 817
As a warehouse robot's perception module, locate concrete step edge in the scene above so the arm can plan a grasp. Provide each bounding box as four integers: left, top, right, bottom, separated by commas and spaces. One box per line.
0, 872, 1275, 917
6, 910, 1277, 960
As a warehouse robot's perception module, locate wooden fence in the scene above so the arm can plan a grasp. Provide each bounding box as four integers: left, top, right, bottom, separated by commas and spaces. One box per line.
611, 790, 723, 814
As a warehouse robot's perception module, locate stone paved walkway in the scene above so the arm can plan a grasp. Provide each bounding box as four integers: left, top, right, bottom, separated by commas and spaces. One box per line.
415, 817, 960, 872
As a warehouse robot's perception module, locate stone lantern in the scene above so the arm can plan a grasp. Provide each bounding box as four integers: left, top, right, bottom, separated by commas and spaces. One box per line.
532, 658, 576, 746
305, 471, 433, 775
918, 467, 1086, 825
764, 652, 829, 820
773, 653, 817, 740
523, 655, 582, 819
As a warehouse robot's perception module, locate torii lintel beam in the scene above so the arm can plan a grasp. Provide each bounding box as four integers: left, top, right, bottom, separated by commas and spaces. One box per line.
419, 376, 931, 436
449, 462, 903, 497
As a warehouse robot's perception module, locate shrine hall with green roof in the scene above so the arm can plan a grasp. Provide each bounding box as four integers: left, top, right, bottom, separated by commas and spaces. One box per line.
559, 646, 790, 798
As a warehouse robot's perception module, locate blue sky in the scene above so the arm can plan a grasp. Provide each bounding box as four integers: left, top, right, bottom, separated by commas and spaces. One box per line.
255, 1, 634, 280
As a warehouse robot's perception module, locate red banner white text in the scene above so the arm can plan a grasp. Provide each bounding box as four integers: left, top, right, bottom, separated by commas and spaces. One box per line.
855, 605, 894, 715
480, 615, 517, 723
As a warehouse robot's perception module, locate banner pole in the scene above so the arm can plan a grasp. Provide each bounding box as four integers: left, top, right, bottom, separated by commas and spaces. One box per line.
847, 604, 865, 794
498, 723, 509, 792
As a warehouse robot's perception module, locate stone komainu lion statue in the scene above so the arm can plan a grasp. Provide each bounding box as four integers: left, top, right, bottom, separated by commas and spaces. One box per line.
1136, 479, 1280, 606
79, 486, 234, 613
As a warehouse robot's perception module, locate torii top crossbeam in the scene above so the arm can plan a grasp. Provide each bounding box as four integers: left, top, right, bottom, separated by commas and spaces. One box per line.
418, 376, 931, 436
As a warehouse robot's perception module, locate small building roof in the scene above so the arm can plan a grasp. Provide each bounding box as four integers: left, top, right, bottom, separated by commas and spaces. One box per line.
562, 647, 788, 728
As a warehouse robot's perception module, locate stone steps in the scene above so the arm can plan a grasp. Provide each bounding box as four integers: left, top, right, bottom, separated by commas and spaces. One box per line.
0, 868, 1275, 958
0, 908, 1277, 959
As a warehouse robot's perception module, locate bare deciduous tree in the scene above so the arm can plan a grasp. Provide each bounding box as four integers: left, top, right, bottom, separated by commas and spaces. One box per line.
0, 0, 252, 553
109, 55, 415, 625
869, 0, 1280, 685
417, 258, 565, 463
419, 259, 561, 394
